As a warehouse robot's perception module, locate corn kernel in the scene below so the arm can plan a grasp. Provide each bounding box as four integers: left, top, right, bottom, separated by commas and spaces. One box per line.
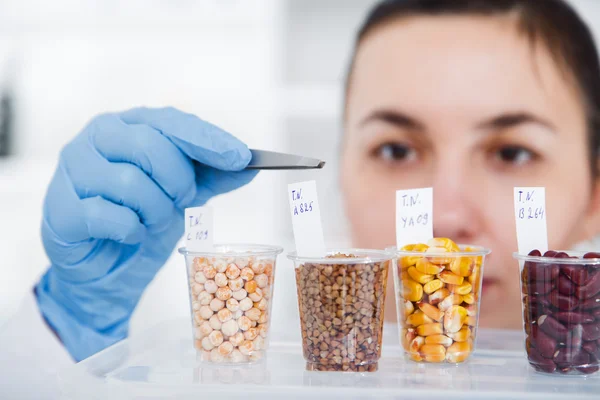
449, 257, 474, 277
417, 302, 444, 322
406, 310, 433, 326
408, 352, 423, 362
403, 279, 424, 302
413, 244, 429, 252
408, 266, 435, 284
428, 288, 450, 305
416, 258, 445, 275
402, 328, 417, 351
425, 334, 453, 347
446, 327, 470, 342
420, 344, 447, 363
423, 279, 444, 294
444, 305, 467, 333
464, 247, 483, 266
417, 323, 443, 336
465, 304, 477, 316
466, 315, 477, 326
438, 294, 463, 311
425, 246, 452, 264
439, 271, 464, 285
409, 335, 425, 354
400, 243, 429, 268
400, 256, 418, 269
428, 238, 460, 252
400, 270, 409, 281
462, 293, 475, 305
446, 341, 472, 363
468, 264, 481, 292
450, 281, 472, 295
402, 299, 415, 318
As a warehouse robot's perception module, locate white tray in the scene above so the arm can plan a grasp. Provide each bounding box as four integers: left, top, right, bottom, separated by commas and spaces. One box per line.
58, 319, 600, 399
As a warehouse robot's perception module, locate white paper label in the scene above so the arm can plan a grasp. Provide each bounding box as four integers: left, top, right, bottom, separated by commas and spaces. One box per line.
185, 206, 214, 252
288, 180, 326, 257
396, 188, 433, 248
514, 187, 548, 254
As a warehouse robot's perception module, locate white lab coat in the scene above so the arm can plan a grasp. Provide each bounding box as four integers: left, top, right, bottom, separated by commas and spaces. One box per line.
0, 292, 71, 400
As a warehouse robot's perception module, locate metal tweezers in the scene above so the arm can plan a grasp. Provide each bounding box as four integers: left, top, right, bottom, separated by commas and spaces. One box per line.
245, 149, 325, 170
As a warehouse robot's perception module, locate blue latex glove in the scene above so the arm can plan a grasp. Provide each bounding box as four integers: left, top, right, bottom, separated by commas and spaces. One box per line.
35, 107, 258, 361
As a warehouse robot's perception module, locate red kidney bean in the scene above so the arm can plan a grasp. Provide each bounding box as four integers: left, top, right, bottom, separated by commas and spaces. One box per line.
527, 347, 557, 373
538, 315, 568, 341
576, 272, 600, 299
556, 364, 574, 374
530, 294, 551, 308
582, 323, 600, 341
577, 365, 600, 374
548, 290, 579, 311
555, 351, 590, 374
555, 311, 595, 325
573, 351, 590, 367
553, 347, 583, 364
583, 341, 600, 359
526, 336, 534, 353
522, 251, 600, 375
530, 280, 554, 296
561, 265, 589, 286
525, 297, 549, 323
531, 327, 558, 358
581, 293, 600, 310
526, 263, 559, 283
566, 325, 584, 349
557, 275, 576, 295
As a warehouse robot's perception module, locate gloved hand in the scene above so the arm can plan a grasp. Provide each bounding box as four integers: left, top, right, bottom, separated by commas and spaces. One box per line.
35, 107, 258, 361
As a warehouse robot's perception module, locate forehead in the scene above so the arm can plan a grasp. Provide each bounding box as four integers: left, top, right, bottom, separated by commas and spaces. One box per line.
347, 15, 583, 129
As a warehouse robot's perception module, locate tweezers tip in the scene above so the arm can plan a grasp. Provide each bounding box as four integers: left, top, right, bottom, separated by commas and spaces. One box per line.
317, 161, 326, 169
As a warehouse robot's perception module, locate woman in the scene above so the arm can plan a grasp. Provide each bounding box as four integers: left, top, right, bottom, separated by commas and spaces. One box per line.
1, 0, 599, 397
340, 0, 600, 329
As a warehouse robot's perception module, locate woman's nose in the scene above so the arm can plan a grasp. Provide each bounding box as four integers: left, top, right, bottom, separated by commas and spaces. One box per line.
431, 164, 479, 242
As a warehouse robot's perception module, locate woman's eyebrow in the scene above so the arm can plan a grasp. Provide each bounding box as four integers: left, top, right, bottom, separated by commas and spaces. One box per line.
359, 109, 425, 130
476, 112, 557, 133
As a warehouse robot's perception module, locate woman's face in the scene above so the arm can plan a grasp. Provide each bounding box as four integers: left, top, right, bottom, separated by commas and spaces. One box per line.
341, 15, 600, 329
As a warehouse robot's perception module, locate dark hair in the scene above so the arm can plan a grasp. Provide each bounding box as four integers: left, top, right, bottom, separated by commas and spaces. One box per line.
345, 0, 600, 175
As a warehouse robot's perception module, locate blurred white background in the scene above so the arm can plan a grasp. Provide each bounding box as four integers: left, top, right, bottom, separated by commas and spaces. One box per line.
0, 0, 598, 343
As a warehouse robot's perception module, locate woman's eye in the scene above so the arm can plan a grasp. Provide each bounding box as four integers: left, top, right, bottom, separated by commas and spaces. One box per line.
494, 146, 535, 165
374, 143, 417, 163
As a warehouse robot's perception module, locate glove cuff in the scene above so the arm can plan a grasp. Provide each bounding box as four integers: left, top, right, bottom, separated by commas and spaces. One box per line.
35, 270, 128, 362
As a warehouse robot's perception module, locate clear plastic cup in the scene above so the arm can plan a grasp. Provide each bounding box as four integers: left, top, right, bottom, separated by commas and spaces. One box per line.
179, 244, 283, 364
514, 250, 600, 375
287, 249, 391, 372
391, 242, 490, 363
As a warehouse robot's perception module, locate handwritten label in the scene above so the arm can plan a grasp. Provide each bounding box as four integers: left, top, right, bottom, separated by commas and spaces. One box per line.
185, 206, 214, 252
396, 188, 433, 248
288, 180, 326, 257
514, 187, 548, 254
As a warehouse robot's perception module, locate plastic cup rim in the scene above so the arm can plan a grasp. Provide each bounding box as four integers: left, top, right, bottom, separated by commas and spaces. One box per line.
178, 243, 283, 257
387, 244, 491, 257
287, 248, 392, 264
512, 251, 600, 265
